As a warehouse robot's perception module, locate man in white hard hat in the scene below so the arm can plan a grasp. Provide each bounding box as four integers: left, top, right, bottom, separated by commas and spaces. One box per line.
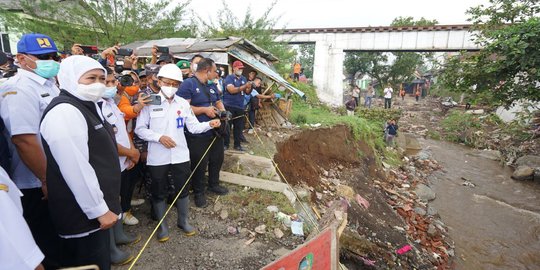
135, 64, 220, 242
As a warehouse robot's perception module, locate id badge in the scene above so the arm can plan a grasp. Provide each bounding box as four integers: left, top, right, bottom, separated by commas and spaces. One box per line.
176, 116, 185, 128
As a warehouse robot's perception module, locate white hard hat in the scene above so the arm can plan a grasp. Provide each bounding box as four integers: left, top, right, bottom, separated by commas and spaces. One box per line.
157, 63, 183, 82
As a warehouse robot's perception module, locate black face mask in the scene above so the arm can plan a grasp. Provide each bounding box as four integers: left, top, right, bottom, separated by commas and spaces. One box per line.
182, 73, 189, 80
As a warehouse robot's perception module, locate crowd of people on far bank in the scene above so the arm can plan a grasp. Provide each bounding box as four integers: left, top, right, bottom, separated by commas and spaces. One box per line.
0, 33, 280, 270
346, 82, 424, 113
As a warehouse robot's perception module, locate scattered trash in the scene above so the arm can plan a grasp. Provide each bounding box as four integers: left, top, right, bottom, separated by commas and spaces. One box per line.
244, 237, 255, 246
360, 256, 376, 266
461, 181, 476, 188
220, 209, 229, 220
291, 220, 304, 236
396, 244, 412, 255
355, 194, 370, 209
227, 226, 238, 234
276, 212, 292, 227
255, 224, 267, 234
309, 123, 322, 128
273, 228, 284, 239
266, 205, 279, 213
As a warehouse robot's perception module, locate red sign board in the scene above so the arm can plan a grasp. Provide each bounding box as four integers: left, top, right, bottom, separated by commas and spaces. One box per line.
262, 227, 338, 270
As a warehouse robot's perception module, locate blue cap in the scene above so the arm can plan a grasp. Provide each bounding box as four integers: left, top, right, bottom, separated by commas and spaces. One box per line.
17, 33, 58, 55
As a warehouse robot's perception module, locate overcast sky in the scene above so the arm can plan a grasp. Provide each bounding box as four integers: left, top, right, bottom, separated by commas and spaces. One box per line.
189, 0, 489, 28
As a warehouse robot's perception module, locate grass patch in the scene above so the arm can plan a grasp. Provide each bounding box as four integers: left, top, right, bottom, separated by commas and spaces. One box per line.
440, 111, 532, 148
426, 129, 441, 140
220, 186, 296, 229
288, 84, 402, 165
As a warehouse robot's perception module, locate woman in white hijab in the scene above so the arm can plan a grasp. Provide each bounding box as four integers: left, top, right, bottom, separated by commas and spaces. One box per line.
40, 55, 121, 270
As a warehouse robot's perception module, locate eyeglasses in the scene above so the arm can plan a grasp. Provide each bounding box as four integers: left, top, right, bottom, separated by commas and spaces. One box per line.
161, 81, 180, 88
27, 53, 60, 61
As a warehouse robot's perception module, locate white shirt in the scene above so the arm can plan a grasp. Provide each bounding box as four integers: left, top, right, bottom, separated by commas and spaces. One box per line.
0, 167, 45, 270
0, 69, 59, 189
100, 98, 131, 172
40, 103, 109, 238
384, 87, 393, 99
135, 93, 212, 166
352, 88, 360, 97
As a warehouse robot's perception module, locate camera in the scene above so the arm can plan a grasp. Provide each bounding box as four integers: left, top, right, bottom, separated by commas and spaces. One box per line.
117, 48, 133, 56
216, 109, 232, 121
118, 74, 134, 86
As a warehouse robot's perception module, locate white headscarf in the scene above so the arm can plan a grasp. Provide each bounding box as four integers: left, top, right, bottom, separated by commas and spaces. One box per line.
57, 55, 106, 101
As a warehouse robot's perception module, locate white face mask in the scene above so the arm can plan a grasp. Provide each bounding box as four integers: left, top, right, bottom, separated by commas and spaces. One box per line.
161, 86, 177, 98
77, 82, 107, 102
235, 70, 243, 76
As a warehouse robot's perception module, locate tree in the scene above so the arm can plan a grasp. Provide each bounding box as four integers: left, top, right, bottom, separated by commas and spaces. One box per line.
296, 44, 314, 78
344, 52, 389, 92
440, 0, 540, 107
344, 17, 438, 91
198, 0, 295, 75
0, 0, 194, 49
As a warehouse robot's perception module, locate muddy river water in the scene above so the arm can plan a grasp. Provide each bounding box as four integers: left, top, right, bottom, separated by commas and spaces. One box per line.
418, 138, 540, 270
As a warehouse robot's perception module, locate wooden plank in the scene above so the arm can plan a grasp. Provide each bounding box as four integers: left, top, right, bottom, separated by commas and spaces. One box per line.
220, 171, 296, 203
261, 81, 275, 95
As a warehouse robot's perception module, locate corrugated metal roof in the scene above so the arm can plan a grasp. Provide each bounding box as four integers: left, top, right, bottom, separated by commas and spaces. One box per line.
228, 48, 304, 98
122, 37, 278, 61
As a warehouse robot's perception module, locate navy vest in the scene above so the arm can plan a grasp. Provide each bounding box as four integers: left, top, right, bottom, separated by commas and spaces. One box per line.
41, 90, 121, 235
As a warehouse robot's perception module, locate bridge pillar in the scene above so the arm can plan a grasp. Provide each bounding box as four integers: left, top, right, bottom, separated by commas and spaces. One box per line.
313, 41, 344, 105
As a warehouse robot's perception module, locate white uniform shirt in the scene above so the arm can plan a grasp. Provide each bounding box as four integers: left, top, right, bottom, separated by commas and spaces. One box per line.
0, 69, 59, 189
100, 98, 131, 172
135, 93, 212, 166
0, 167, 45, 270
40, 103, 108, 238
384, 87, 393, 99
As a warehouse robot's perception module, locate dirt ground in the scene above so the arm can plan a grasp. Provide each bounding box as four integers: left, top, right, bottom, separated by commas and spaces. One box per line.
115, 185, 304, 270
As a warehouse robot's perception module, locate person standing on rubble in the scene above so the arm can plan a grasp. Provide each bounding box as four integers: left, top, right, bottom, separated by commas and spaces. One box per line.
384, 84, 393, 109
385, 119, 398, 146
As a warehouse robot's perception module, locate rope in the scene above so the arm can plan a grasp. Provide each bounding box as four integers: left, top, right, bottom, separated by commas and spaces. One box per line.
128, 136, 217, 269
243, 115, 321, 232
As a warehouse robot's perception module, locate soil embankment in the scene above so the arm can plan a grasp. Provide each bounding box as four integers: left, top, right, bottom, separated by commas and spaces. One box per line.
274, 125, 442, 269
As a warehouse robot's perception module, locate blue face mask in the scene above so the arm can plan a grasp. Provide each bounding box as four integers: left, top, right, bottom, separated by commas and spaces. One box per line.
102, 86, 117, 99
27, 57, 60, 79
207, 79, 214, 85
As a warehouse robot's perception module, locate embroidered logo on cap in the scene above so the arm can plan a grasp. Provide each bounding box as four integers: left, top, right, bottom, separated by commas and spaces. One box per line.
37, 38, 52, 48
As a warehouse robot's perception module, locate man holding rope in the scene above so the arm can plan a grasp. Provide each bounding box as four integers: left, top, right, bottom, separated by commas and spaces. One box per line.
135, 64, 220, 241
177, 58, 229, 208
